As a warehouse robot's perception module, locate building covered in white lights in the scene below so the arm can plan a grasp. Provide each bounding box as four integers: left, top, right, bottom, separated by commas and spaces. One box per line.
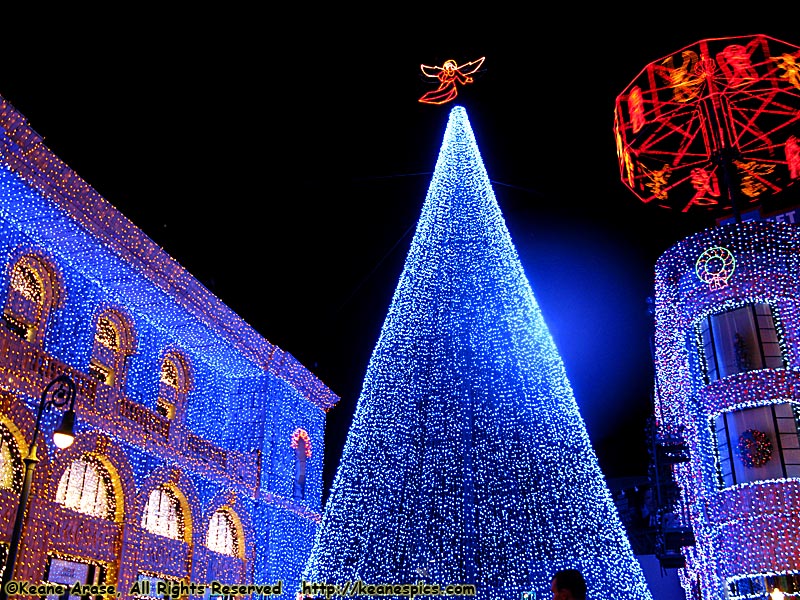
0, 93, 338, 594
653, 215, 800, 600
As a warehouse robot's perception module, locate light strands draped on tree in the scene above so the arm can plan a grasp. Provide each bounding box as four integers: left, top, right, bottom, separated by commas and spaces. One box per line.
303, 106, 653, 600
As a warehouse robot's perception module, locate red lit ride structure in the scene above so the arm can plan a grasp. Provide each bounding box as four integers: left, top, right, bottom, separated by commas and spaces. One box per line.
615, 34, 800, 221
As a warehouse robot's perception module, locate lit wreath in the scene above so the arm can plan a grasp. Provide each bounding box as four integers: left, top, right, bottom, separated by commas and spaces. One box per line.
736, 429, 772, 468
695, 246, 736, 290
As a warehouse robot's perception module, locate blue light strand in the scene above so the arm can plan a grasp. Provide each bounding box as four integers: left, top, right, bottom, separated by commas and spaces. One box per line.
303, 106, 653, 600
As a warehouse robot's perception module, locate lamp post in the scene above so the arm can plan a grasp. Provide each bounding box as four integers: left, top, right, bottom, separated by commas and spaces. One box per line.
0, 374, 77, 600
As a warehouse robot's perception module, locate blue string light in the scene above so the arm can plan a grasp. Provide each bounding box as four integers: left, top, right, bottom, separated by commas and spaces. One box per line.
303, 106, 653, 600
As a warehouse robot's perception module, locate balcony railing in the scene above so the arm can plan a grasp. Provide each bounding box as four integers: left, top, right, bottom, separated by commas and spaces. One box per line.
0, 328, 259, 493
119, 396, 170, 440
0, 327, 97, 408
186, 432, 226, 468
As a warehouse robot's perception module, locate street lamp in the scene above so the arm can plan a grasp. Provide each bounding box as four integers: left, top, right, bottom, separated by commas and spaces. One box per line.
0, 374, 77, 600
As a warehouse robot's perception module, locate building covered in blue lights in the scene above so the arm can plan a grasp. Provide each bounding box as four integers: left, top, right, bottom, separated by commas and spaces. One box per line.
302, 106, 654, 600
0, 93, 338, 595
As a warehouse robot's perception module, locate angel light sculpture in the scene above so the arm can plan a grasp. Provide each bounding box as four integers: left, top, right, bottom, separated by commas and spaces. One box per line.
418, 56, 485, 105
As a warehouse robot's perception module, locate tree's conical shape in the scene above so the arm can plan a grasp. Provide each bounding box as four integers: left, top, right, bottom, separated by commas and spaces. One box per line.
303, 106, 653, 600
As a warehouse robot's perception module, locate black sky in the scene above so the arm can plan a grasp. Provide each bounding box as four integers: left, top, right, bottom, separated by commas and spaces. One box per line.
2, 10, 798, 499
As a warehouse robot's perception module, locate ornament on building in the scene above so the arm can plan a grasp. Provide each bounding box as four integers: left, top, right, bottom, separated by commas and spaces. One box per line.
695, 246, 736, 289
736, 428, 773, 468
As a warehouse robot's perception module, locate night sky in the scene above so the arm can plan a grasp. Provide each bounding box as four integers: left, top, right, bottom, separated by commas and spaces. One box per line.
2, 11, 798, 499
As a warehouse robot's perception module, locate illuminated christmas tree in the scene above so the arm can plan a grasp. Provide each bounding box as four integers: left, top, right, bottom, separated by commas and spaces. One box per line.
303, 106, 653, 600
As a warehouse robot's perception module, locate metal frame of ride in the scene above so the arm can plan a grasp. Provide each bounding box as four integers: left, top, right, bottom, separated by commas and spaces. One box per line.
614, 34, 800, 220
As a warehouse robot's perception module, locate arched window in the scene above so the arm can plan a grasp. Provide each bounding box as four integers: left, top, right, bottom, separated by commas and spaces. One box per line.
161, 356, 179, 388
2, 253, 60, 345
0, 425, 21, 492
206, 509, 239, 557
89, 309, 135, 388
141, 486, 183, 540
55, 455, 115, 519
291, 429, 312, 500
156, 352, 191, 422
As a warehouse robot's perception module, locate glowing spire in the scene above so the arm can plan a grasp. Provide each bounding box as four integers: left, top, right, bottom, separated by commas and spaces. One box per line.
303, 105, 653, 600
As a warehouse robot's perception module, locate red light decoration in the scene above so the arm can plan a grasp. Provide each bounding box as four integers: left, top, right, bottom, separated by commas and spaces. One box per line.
418, 57, 485, 105
735, 428, 773, 468
614, 34, 800, 217
290, 428, 312, 458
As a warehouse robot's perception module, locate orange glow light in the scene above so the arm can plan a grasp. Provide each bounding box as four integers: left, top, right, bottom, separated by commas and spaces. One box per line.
418, 57, 485, 105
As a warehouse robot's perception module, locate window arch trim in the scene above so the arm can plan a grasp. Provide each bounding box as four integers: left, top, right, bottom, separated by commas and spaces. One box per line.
89, 307, 137, 387
205, 507, 244, 559
140, 483, 193, 543
2, 250, 64, 345
55, 453, 117, 520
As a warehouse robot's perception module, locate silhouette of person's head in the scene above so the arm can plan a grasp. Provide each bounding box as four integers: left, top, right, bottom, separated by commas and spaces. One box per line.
551, 569, 586, 600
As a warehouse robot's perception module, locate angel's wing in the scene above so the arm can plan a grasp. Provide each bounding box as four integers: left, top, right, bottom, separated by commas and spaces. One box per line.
420, 63, 443, 78
458, 56, 486, 76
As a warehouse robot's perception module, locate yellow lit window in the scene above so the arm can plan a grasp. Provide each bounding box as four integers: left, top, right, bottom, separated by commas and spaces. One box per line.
160, 358, 179, 389
141, 486, 183, 540
206, 509, 238, 556
10, 263, 42, 303
94, 316, 119, 350
55, 456, 114, 519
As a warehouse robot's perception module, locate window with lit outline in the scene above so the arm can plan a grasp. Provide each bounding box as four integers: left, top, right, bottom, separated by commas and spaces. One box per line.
2, 252, 62, 345
711, 401, 800, 488
291, 428, 311, 501
206, 508, 242, 557
157, 351, 191, 422
695, 302, 785, 385
0, 422, 22, 492
55, 454, 116, 519
89, 308, 136, 388
141, 485, 185, 541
